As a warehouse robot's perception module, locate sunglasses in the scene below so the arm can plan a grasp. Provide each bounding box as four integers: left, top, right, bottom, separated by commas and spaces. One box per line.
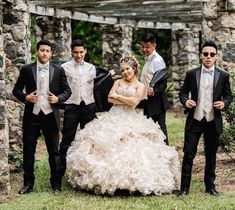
202, 52, 217, 58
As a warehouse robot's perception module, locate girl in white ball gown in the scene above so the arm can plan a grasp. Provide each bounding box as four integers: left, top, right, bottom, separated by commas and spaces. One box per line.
66, 54, 180, 195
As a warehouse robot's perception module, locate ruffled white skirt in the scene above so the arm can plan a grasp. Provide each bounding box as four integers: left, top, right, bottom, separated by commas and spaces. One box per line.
67, 105, 181, 195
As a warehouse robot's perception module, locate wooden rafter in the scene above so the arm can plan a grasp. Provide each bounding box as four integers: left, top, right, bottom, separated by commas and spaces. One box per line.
27, 0, 202, 24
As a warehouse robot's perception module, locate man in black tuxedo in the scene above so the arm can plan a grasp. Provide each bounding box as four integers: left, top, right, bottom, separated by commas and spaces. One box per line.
13, 40, 71, 194
140, 33, 169, 145
178, 40, 232, 196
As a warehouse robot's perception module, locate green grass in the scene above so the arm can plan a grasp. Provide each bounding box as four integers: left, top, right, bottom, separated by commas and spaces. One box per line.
0, 112, 234, 210
166, 111, 185, 145
1, 170, 235, 210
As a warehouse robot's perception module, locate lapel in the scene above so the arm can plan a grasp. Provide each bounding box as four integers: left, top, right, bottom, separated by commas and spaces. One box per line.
213, 68, 220, 98
49, 63, 55, 85
195, 67, 201, 94
32, 62, 37, 84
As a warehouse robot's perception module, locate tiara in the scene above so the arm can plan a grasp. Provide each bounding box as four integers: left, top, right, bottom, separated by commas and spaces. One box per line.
120, 60, 135, 67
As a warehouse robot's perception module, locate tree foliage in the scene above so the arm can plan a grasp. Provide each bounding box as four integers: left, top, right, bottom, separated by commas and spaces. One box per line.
72, 20, 102, 66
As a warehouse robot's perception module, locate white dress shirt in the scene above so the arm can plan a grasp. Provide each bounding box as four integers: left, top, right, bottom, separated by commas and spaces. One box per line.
140, 50, 166, 99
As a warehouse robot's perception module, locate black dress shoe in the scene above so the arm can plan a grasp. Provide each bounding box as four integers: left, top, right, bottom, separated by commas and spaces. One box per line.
206, 188, 219, 196
178, 190, 189, 197
52, 187, 61, 194
18, 185, 33, 195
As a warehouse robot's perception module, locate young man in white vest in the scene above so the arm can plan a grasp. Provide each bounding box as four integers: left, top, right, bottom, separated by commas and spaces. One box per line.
58, 39, 97, 180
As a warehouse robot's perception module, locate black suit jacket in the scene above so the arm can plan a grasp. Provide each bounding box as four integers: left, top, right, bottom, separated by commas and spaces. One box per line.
12, 62, 71, 130
179, 66, 233, 134
145, 69, 169, 116
94, 67, 114, 112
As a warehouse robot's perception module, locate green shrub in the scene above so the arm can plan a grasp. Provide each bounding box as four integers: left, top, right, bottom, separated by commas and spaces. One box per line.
220, 72, 235, 152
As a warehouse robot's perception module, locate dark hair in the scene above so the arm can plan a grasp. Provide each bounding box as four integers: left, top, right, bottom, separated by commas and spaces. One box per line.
36, 39, 52, 51
141, 32, 156, 44
201, 40, 218, 52
71, 39, 86, 50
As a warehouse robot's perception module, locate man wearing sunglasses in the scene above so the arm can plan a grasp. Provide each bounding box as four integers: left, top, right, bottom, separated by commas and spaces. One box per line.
178, 40, 233, 196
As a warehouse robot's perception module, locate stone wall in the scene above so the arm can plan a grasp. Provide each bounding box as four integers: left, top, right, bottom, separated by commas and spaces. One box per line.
3, 2, 31, 170
36, 16, 71, 62
171, 28, 200, 109
202, 0, 235, 72
0, 1, 10, 195
102, 24, 133, 73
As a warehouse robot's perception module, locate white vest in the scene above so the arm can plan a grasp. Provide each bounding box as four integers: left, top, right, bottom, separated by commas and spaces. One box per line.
33, 62, 53, 115
194, 68, 214, 122
62, 60, 96, 105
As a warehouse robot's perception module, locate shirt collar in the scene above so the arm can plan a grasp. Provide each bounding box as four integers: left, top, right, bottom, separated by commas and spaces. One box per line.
37, 60, 49, 66
145, 50, 156, 61
73, 59, 85, 66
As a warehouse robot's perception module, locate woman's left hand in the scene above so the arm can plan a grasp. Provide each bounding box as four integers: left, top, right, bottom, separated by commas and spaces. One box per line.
109, 92, 119, 99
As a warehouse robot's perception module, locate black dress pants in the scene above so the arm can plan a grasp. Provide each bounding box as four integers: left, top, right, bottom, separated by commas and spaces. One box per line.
180, 118, 219, 192
59, 102, 96, 177
22, 111, 60, 188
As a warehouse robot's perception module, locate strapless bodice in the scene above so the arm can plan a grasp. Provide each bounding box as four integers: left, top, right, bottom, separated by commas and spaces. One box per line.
116, 85, 137, 97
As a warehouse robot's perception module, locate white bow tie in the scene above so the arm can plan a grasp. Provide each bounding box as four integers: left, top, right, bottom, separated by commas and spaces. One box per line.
38, 64, 49, 71
203, 68, 213, 75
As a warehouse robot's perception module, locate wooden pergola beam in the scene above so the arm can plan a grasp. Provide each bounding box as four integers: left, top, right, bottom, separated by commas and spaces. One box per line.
5, 0, 203, 27
28, 0, 202, 24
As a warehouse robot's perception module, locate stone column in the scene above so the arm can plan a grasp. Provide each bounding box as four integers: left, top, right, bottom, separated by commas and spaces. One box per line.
0, 1, 10, 195
202, 0, 235, 72
36, 16, 71, 62
171, 28, 200, 109
3, 2, 31, 171
101, 24, 133, 73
